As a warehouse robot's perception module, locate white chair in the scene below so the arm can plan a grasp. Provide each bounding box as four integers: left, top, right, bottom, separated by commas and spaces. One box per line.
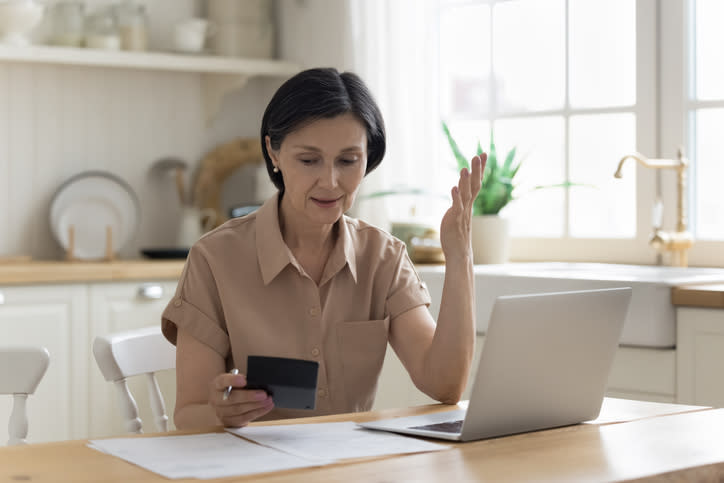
0, 346, 50, 445
92, 326, 176, 434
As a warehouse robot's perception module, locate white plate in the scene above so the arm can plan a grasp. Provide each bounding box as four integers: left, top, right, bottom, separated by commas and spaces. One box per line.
50, 172, 140, 260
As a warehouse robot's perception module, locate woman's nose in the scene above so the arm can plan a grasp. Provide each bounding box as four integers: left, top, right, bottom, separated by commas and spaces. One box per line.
319, 164, 339, 188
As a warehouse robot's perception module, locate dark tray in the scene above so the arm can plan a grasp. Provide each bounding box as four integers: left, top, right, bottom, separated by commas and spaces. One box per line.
140, 248, 189, 260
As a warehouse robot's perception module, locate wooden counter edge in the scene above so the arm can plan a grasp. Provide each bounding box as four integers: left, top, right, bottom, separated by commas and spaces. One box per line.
672, 284, 724, 309
0, 260, 186, 285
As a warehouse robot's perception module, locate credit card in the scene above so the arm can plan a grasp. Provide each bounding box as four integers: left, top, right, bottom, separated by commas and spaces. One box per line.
245, 356, 319, 410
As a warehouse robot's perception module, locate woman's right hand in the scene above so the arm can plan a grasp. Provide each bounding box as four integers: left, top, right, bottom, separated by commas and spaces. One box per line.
208, 372, 274, 427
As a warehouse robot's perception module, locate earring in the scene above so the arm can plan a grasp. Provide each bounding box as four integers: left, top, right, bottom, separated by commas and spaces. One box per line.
273, 166, 279, 173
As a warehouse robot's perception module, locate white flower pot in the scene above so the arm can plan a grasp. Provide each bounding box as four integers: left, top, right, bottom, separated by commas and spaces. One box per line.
471, 215, 510, 264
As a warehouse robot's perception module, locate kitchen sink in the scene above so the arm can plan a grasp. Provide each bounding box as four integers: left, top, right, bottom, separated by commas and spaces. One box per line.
416, 262, 724, 348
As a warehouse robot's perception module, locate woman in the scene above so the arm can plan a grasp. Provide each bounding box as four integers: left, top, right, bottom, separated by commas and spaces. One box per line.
162, 67, 485, 429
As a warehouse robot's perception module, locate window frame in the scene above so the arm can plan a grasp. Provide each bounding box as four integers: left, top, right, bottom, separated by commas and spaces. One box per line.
658, 0, 724, 267
439, 0, 723, 267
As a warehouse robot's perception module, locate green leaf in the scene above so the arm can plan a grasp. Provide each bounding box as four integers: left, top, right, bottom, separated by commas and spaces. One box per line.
441, 120, 593, 215
441, 121, 471, 172
501, 147, 517, 175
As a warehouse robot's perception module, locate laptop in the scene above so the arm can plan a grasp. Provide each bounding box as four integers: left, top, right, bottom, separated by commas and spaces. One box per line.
359, 287, 632, 441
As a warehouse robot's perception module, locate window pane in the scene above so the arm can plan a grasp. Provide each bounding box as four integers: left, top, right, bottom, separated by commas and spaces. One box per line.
569, 113, 636, 238
440, 5, 490, 117
495, 117, 566, 237
569, 0, 636, 108
693, 109, 724, 239
493, 0, 565, 112
694, 0, 724, 100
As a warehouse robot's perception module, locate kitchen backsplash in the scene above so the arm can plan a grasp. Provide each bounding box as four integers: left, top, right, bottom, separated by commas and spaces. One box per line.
0, 61, 282, 260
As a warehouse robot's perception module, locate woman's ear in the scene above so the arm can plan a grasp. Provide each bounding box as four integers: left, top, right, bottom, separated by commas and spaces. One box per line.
265, 135, 278, 167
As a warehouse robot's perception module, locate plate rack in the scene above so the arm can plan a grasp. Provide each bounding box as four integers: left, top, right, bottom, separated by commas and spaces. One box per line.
64, 225, 116, 262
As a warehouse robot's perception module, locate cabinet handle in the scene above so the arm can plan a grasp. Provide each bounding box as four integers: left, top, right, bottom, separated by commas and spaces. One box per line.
137, 284, 164, 300
0, 290, 4, 305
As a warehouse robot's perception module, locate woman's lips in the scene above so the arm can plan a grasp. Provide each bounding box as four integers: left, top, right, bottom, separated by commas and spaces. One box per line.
311, 196, 341, 208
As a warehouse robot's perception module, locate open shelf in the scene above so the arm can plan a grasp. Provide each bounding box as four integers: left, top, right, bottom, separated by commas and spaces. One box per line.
0, 44, 299, 76
0, 44, 301, 120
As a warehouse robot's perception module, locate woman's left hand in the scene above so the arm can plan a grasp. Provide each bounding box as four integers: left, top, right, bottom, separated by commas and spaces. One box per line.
439, 154, 486, 263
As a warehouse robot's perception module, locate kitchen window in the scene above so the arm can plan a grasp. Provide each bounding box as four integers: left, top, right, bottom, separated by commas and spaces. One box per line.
679, 0, 724, 241
437, 0, 724, 266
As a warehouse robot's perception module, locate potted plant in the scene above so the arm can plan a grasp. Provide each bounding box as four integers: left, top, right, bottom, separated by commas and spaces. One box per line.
441, 121, 520, 264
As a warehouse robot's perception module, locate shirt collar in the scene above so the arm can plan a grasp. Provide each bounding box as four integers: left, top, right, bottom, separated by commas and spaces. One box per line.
320, 215, 358, 286
256, 193, 294, 285
255, 193, 358, 285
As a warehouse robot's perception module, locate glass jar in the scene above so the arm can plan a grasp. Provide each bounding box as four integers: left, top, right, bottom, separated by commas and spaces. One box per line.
47, 2, 85, 47
114, 1, 149, 51
84, 6, 120, 50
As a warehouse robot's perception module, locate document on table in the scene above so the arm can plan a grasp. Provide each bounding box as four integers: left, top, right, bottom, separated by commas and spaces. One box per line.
88, 432, 325, 479
227, 421, 449, 461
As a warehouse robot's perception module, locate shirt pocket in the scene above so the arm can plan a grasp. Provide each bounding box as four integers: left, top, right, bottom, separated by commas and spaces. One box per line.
336, 316, 390, 410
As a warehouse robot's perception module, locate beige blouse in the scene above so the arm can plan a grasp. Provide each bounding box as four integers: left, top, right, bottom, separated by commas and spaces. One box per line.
162, 193, 431, 420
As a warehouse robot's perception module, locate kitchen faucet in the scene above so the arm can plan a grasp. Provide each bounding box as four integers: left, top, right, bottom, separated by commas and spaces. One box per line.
614, 148, 694, 267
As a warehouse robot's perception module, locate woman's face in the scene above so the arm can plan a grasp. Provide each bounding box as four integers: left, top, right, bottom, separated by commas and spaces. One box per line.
266, 113, 368, 228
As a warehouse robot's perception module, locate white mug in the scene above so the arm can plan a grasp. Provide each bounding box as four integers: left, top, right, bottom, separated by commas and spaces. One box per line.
173, 18, 215, 53
177, 206, 216, 248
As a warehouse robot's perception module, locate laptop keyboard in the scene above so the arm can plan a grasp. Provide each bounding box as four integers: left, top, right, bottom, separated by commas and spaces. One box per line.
410, 419, 464, 433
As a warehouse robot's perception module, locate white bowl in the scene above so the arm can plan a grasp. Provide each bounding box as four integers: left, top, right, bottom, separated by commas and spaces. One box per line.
0, 0, 44, 46
173, 19, 212, 54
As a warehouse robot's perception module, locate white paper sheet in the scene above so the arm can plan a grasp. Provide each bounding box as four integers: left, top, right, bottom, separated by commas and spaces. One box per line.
88, 432, 323, 479
227, 421, 449, 461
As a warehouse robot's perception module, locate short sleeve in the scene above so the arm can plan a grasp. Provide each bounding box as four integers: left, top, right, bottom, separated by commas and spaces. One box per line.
161, 245, 231, 358
385, 243, 431, 319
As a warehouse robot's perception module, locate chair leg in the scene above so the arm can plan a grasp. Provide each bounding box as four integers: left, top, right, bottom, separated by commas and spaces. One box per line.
114, 379, 143, 434
8, 394, 28, 446
145, 373, 169, 433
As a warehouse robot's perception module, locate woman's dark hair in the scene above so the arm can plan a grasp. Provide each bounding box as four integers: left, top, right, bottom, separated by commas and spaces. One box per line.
260, 67, 386, 192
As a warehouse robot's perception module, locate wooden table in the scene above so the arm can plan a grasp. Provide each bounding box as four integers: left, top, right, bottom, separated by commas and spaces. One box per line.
0, 399, 722, 483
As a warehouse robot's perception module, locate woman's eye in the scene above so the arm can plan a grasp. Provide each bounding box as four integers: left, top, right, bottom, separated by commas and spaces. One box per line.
299, 158, 317, 165
339, 158, 358, 165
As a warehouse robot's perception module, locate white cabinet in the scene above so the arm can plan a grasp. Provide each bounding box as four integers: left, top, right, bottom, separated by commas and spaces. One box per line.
606, 347, 676, 403
88, 281, 178, 438
0, 284, 88, 444
0, 279, 178, 444
677, 307, 724, 407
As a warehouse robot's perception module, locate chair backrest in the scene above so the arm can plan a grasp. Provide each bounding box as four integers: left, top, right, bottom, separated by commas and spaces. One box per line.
0, 346, 50, 445
92, 326, 176, 434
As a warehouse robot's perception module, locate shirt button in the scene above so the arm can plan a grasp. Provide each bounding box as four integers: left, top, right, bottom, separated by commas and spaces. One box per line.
309, 307, 320, 316
311, 347, 320, 357
318, 388, 327, 398
173, 299, 182, 307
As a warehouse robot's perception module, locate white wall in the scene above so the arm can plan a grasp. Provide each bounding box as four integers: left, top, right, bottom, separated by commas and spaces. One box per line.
0, 0, 290, 259
276, 0, 352, 69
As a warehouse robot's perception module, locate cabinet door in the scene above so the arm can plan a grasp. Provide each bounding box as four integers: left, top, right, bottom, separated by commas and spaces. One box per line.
0, 284, 88, 444
606, 347, 676, 403
677, 307, 724, 406
88, 280, 178, 438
